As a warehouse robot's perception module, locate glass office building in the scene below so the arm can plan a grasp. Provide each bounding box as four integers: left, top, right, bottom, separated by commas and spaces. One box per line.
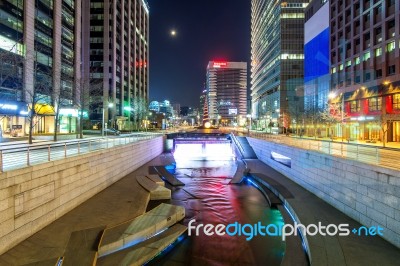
82, 0, 149, 130
251, 0, 308, 131
0, 0, 82, 136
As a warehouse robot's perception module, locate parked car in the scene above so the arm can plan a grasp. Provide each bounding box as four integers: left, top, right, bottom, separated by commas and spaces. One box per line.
104, 128, 120, 135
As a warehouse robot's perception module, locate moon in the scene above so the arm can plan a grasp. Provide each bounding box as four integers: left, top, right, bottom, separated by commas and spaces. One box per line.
170, 29, 177, 36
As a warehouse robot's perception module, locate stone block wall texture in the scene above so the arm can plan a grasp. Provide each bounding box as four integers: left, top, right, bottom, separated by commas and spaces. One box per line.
248, 137, 400, 248
0, 137, 164, 255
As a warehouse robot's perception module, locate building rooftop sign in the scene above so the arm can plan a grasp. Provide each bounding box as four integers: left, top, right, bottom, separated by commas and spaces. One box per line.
213, 62, 227, 68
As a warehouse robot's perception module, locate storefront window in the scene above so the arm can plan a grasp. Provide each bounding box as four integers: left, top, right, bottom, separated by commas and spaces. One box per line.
368, 97, 382, 111
393, 94, 400, 110
350, 100, 360, 113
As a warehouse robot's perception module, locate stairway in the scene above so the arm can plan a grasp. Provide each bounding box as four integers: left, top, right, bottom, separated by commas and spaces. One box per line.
235, 137, 258, 159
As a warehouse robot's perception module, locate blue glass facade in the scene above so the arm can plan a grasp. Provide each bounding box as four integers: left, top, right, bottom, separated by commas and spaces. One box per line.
304, 28, 330, 83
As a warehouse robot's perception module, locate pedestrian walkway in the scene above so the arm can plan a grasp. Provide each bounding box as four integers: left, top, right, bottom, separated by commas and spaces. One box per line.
244, 159, 400, 265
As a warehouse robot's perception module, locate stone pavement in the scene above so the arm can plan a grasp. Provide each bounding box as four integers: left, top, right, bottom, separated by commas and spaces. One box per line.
245, 159, 400, 266
0, 154, 174, 265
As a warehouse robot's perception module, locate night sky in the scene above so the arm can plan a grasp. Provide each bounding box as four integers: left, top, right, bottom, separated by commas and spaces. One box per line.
147, 0, 251, 107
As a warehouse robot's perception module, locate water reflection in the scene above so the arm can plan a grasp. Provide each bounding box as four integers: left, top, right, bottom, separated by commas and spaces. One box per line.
148, 159, 285, 266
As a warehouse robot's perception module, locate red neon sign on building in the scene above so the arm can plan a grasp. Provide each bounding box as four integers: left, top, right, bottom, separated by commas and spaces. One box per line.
213, 61, 227, 68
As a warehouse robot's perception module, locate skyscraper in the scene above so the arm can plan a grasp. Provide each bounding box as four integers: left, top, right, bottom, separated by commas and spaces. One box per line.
82, 0, 149, 130
251, 0, 308, 131
304, 0, 330, 116
0, 0, 82, 135
329, 0, 400, 142
206, 61, 247, 126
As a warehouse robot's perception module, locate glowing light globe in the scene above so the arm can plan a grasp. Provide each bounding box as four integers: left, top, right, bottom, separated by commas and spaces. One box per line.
204, 122, 211, 129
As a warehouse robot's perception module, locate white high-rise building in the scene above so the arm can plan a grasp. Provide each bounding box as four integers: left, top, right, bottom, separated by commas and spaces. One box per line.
206, 61, 247, 125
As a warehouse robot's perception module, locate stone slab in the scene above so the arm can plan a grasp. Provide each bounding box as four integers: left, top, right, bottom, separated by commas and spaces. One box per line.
136, 176, 171, 200
153, 166, 185, 186
97, 224, 187, 266
62, 226, 105, 266
146, 174, 165, 186
98, 203, 185, 257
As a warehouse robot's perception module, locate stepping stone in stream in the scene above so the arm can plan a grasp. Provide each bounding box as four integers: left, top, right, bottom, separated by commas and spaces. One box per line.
98, 203, 185, 257
97, 224, 187, 266
137, 175, 171, 200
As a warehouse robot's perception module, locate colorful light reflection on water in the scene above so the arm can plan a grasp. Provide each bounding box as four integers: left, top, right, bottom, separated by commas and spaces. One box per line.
147, 156, 286, 265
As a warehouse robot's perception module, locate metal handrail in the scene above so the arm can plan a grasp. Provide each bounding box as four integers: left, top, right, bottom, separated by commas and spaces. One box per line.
248, 131, 400, 170
230, 133, 246, 158
0, 133, 163, 172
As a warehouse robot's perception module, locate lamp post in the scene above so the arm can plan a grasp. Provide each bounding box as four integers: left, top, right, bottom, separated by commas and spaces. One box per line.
102, 102, 114, 137
246, 114, 252, 136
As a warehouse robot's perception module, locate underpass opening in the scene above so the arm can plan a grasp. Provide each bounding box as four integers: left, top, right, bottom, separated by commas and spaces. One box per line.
174, 142, 234, 161
172, 134, 235, 161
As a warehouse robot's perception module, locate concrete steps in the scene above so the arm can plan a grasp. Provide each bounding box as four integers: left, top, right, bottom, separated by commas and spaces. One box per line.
236, 137, 258, 159
98, 203, 185, 257
136, 175, 171, 200
97, 224, 187, 266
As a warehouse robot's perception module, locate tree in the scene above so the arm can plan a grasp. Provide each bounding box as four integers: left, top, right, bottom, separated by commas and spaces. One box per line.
75, 77, 103, 138
130, 96, 148, 130
320, 102, 349, 141
25, 64, 54, 144
377, 115, 392, 147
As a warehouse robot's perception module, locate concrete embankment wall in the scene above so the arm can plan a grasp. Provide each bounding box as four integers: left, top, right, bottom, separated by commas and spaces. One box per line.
248, 137, 400, 248
0, 136, 164, 255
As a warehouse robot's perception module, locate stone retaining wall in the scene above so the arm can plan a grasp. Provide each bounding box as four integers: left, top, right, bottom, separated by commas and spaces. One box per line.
248, 137, 400, 248
0, 136, 164, 255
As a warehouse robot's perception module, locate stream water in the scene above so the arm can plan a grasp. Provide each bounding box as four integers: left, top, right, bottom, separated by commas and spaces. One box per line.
148, 159, 286, 265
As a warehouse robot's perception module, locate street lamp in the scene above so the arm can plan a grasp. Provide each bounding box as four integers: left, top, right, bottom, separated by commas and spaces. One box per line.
102, 102, 114, 137
246, 114, 252, 135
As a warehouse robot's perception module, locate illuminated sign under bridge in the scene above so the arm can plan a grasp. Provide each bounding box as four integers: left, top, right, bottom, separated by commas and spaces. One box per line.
173, 138, 234, 161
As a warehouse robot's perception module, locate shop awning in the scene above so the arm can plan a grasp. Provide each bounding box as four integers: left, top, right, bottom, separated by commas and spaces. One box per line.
34, 104, 55, 115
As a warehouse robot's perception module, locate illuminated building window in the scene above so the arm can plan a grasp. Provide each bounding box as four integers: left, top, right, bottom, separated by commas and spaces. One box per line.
393, 94, 400, 109
280, 54, 304, 60
350, 100, 360, 113
368, 97, 381, 111
281, 13, 304, 19
346, 60, 351, 67
386, 41, 395, 52
331, 67, 337, 74
339, 64, 344, 71
355, 57, 361, 65
363, 51, 370, 61
375, 47, 382, 57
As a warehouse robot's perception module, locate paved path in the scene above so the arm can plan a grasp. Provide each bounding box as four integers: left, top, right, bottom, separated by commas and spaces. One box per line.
245, 159, 400, 265
0, 154, 163, 265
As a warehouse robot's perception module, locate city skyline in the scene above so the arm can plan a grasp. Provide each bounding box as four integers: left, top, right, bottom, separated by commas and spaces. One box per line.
148, 0, 251, 107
